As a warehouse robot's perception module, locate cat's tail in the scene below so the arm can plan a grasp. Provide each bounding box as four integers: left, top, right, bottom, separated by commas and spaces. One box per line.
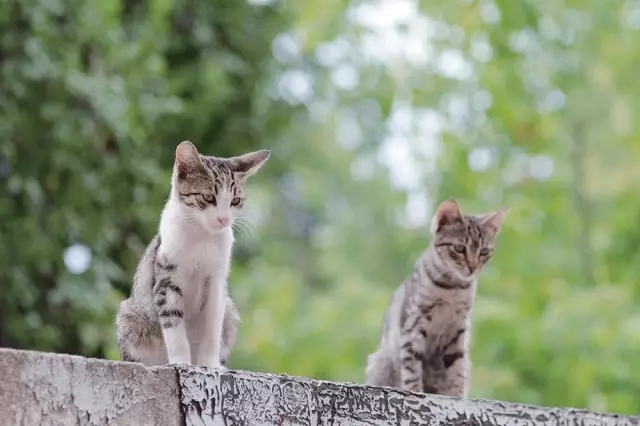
220, 296, 240, 366
115, 298, 164, 364
364, 349, 396, 387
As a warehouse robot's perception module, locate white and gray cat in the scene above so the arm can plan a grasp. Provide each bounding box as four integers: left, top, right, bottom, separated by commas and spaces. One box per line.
365, 199, 508, 397
116, 141, 270, 368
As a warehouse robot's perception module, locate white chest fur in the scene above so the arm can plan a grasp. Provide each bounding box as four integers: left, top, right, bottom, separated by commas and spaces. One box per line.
157, 212, 235, 366
159, 207, 234, 318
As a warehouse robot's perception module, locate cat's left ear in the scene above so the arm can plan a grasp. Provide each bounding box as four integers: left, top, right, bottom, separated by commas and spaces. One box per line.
228, 150, 271, 177
430, 199, 464, 234
481, 207, 509, 233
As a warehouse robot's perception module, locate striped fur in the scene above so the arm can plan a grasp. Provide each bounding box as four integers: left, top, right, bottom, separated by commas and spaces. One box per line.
365, 199, 507, 397
116, 141, 270, 368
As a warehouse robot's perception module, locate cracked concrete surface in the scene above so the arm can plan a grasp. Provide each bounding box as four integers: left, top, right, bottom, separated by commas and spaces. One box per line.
1, 348, 639, 426
178, 366, 640, 426
0, 348, 181, 426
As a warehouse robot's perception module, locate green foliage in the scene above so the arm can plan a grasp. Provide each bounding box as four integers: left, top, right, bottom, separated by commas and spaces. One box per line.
2, 0, 639, 416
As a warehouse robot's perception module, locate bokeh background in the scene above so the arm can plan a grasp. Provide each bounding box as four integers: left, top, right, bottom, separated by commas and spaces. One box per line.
2, 0, 639, 415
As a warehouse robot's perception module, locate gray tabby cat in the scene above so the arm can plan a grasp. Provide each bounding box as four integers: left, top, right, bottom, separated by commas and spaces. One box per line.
365, 199, 508, 397
116, 141, 270, 368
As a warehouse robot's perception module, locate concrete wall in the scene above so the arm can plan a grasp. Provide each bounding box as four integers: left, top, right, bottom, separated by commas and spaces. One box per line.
1, 348, 181, 426
1, 348, 638, 425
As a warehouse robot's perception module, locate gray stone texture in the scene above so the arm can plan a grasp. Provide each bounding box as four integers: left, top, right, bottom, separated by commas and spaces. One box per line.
1, 348, 639, 426
178, 366, 640, 426
0, 348, 182, 426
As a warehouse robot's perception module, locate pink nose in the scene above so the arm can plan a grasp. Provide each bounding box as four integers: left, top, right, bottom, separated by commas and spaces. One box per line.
217, 216, 229, 227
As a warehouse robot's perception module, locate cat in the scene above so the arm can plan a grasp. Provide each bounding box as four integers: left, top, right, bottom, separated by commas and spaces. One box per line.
365, 199, 508, 397
116, 141, 270, 368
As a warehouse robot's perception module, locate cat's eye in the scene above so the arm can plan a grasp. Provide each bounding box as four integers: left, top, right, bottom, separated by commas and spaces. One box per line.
230, 197, 242, 207
479, 248, 490, 256
203, 194, 216, 205
453, 244, 465, 253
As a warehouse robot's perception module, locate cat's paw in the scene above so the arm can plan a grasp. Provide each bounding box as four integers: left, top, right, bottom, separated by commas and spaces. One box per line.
203, 359, 225, 370
167, 361, 192, 367
166, 356, 192, 367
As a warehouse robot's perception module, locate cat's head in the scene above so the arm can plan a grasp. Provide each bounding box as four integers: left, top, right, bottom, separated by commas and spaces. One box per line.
171, 141, 270, 234
430, 199, 508, 280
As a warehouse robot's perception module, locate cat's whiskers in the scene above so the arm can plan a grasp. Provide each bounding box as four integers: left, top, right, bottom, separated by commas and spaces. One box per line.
236, 216, 256, 233
232, 217, 256, 244
178, 216, 202, 233
241, 216, 257, 226
231, 223, 248, 245
235, 215, 256, 226
426, 250, 474, 283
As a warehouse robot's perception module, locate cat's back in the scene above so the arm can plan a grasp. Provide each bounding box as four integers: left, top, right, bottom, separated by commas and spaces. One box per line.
129, 235, 161, 296
378, 252, 428, 338
380, 283, 405, 338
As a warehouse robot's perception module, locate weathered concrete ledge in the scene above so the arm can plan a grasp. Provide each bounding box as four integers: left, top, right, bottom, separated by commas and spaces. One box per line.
1, 348, 181, 426
1, 349, 638, 426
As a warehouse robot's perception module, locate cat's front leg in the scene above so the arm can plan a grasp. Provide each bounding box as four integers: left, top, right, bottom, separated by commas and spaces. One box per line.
399, 310, 427, 393
194, 278, 227, 369
440, 352, 470, 398
154, 269, 190, 365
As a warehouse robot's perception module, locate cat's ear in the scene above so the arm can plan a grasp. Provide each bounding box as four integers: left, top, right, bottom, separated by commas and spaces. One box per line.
175, 141, 203, 168
430, 199, 464, 233
228, 150, 270, 176
481, 207, 509, 233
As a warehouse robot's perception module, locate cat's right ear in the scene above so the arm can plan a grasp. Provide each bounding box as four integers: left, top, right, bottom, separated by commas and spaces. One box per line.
175, 141, 202, 168
228, 150, 271, 177
430, 199, 463, 234
481, 206, 509, 233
